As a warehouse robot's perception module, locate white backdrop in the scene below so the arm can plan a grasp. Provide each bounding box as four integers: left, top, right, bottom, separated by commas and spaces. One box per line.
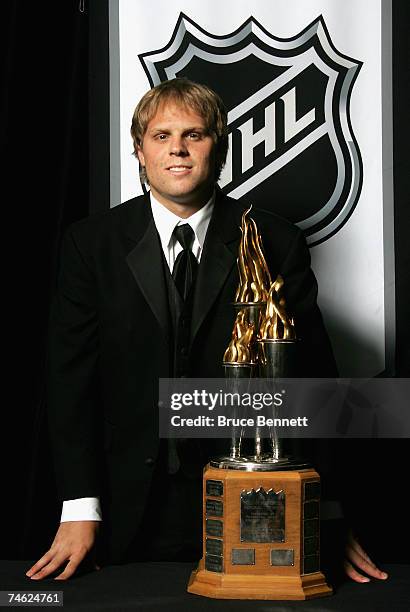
108, 0, 394, 377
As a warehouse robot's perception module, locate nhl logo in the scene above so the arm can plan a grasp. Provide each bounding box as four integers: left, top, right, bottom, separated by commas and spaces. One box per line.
140, 14, 362, 246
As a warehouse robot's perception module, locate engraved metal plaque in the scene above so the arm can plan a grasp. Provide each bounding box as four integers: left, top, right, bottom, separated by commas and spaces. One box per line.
304, 500, 320, 519
304, 536, 319, 556
206, 479, 223, 497
304, 481, 320, 500
206, 538, 223, 556
205, 553, 223, 573
206, 499, 223, 517
270, 549, 294, 566
240, 488, 285, 543
231, 548, 255, 565
206, 519, 223, 537
303, 554, 320, 574
304, 518, 319, 538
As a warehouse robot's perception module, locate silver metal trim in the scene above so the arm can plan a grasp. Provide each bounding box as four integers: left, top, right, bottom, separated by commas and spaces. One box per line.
210, 456, 311, 472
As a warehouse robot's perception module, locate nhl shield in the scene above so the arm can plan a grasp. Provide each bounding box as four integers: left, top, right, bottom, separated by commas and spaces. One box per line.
139, 14, 362, 246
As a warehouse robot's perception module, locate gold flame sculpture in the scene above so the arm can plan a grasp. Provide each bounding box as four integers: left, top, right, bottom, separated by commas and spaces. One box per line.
224, 206, 297, 364
235, 207, 272, 303
259, 275, 296, 340
223, 310, 256, 364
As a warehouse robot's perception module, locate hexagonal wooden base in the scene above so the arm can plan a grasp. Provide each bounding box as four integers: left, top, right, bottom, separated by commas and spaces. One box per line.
187, 464, 333, 600
188, 565, 332, 600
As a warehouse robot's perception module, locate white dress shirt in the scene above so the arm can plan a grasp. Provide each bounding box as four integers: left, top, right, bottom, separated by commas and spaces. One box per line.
60, 191, 215, 522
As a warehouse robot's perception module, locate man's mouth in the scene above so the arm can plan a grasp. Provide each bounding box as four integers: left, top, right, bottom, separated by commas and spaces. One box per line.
167, 165, 192, 173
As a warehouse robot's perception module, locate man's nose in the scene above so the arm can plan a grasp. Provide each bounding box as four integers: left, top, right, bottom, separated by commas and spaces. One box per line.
169, 136, 188, 155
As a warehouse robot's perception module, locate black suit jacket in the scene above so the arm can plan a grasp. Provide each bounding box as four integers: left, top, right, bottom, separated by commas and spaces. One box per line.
47, 189, 337, 562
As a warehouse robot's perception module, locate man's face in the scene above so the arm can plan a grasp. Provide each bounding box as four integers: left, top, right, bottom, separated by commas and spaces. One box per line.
137, 102, 216, 212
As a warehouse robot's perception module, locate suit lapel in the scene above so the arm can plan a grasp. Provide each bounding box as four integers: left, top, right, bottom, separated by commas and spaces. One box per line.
191, 191, 241, 342
125, 195, 170, 341
122, 191, 242, 345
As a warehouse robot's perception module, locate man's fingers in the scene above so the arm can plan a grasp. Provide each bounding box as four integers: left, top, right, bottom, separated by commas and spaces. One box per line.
344, 560, 370, 583
26, 551, 55, 577
346, 545, 375, 574
29, 554, 68, 580
348, 536, 377, 568
25, 522, 99, 581
54, 556, 83, 581
345, 545, 388, 580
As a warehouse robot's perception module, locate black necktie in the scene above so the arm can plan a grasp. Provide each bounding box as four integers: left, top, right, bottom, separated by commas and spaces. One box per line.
172, 224, 198, 301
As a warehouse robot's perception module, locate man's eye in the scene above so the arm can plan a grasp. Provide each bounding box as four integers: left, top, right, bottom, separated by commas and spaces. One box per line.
155, 134, 168, 140
188, 132, 201, 139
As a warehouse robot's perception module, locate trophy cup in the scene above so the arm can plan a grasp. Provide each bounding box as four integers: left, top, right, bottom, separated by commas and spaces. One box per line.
187, 209, 332, 600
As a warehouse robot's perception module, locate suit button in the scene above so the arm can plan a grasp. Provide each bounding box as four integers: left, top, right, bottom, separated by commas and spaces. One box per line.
144, 457, 154, 466
180, 347, 188, 357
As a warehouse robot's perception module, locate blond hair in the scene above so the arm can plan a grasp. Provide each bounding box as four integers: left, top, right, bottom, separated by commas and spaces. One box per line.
130, 78, 228, 183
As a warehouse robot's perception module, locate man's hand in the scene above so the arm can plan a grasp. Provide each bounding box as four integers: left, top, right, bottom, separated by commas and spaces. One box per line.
344, 530, 388, 583
26, 521, 100, 581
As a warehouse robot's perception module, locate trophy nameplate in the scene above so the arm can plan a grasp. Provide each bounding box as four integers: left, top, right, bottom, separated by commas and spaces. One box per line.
240, 488, 285, 543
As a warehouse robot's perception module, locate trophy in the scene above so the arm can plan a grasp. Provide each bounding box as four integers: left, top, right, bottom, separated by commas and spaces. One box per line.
188, 208, 332, 600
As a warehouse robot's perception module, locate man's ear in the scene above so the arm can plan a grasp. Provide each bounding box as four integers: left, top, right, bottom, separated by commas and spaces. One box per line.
137, 145, 145, 167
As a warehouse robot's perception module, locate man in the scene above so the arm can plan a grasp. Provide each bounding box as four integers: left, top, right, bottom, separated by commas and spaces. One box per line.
26, 78, 387, 584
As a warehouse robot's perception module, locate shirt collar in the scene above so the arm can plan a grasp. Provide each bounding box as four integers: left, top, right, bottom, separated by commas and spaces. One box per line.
149, 191, 215, 253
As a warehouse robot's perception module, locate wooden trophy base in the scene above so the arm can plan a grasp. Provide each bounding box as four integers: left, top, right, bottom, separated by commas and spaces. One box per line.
187, 464, 333, 600
188, 566, 332, 600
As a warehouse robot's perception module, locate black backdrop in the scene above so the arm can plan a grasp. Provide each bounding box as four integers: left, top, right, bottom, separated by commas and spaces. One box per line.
2, 0, 409, 564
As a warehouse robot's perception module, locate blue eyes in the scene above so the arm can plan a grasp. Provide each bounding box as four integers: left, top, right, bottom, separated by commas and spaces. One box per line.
155, 133, 201, 141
